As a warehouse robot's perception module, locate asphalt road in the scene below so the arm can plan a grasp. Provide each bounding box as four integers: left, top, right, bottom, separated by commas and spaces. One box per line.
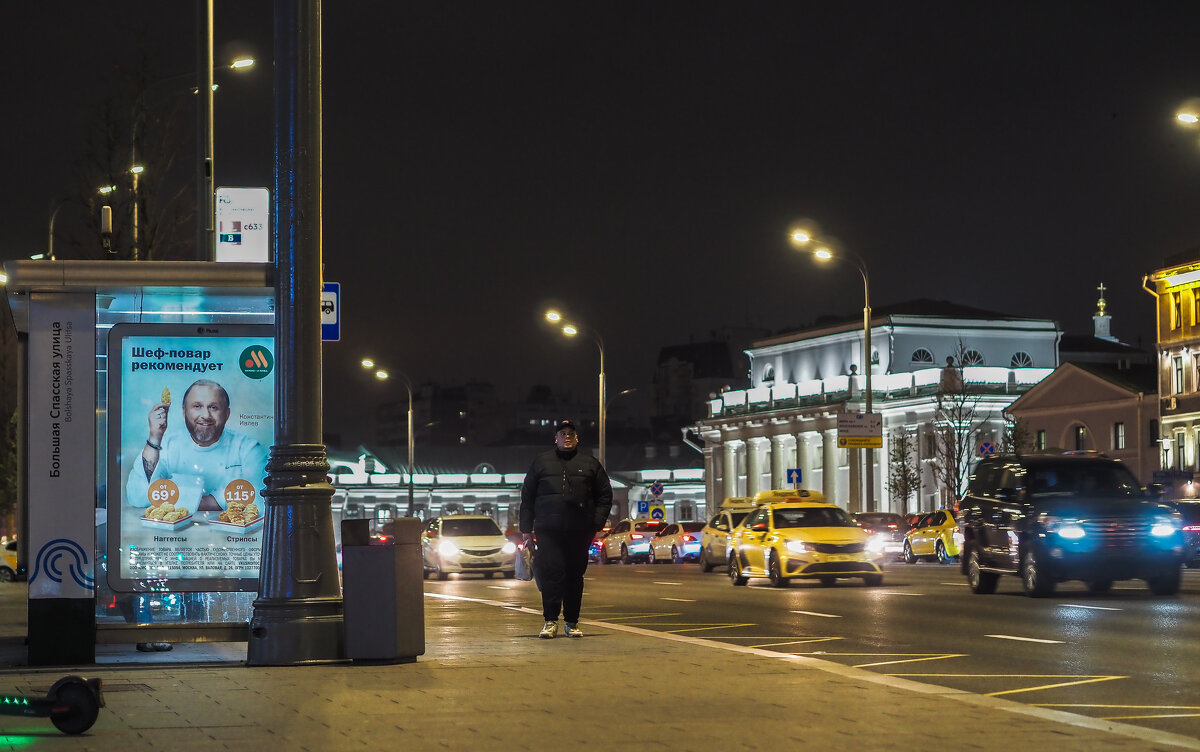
430, 558, 1200, 739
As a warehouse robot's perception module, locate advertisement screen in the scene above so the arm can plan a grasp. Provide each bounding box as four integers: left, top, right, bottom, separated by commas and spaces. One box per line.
107, 324, 274, 592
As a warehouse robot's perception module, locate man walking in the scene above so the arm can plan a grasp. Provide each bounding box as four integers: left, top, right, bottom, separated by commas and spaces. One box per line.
520, 419, 613, 638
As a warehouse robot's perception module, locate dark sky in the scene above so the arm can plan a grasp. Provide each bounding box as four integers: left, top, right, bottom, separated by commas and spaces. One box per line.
8, 2, 1200, 445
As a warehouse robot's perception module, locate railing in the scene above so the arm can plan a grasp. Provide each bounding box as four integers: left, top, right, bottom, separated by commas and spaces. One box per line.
707, 367, 1053, 418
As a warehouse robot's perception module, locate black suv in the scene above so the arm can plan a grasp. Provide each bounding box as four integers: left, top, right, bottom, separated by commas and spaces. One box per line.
957, 452, 1186, 597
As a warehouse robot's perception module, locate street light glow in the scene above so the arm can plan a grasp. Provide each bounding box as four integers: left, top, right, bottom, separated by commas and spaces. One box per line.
545, 310, 562, 322
97, 185, 117, 195
814, 247, 833, 260
1178, 112, 1199, 125
562, 324, 579, 336
130, 165, 144, 174
361, 358, 374, 368
230, 57, 255, 69
791, 230, 812, 244
375, 370, 388, 380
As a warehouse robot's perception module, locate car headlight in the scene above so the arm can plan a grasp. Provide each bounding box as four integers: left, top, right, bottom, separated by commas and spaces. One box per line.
1150, 517, 1181, 538
865, 534, 886, 553
437, 540, 460, 557
785, 539, 811, 554
502, 541, 517, 555
1042, 515, 1085, 540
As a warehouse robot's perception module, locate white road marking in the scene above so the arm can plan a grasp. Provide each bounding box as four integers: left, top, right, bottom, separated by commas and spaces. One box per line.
486, 586, 511, 590
653, 581, 683, 586
1060, 603, 1122, 611
985, 634, 1064, 644
940, 581, 970, 586
661, 597, 696, 602
875, 591, 923, 596
791, 610, 841, 618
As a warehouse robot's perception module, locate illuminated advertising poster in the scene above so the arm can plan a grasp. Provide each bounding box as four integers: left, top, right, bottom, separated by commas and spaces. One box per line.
107, 324, 274, 592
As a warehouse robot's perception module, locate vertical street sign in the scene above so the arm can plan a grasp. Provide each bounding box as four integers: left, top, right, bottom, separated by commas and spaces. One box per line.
216, 187, 270, 262
321, 282, 340, 342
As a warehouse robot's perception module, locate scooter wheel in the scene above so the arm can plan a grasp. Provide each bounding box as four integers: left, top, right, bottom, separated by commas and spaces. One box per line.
51, 683, 100, 735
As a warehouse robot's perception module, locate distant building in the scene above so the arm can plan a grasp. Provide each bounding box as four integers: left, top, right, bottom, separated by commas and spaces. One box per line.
1144, 254, 1200, 488
651, 327, 767, 438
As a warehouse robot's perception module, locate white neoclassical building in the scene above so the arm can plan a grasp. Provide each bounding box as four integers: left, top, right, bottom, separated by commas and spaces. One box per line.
692, 300, 1059, 515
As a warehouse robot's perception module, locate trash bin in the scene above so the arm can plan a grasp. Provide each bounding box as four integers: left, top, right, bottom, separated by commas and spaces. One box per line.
342, 518, 426, 662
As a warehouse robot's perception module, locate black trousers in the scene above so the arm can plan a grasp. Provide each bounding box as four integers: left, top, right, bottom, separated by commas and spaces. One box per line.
534, 527, 593, 623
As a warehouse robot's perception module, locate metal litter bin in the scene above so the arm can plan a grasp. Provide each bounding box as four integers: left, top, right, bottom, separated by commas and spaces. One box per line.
341, 518, 425, 662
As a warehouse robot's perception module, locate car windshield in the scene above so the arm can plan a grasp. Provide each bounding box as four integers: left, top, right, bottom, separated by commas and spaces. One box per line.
730, 512, 750, 527
634, 521, 666, 533
773, 507, 855, 528
441, 518, 502, 537
1028, 463, 1141, 497
680, 522, 705, 533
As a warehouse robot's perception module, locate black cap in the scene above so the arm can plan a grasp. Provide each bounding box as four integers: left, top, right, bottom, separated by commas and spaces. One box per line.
554, 419, 577, 433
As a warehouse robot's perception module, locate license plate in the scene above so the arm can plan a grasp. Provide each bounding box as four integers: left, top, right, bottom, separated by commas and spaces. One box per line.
826, 554, 850, 562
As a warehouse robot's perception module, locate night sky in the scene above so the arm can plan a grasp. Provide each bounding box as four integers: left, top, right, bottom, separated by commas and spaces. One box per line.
8, 2, 1200, 445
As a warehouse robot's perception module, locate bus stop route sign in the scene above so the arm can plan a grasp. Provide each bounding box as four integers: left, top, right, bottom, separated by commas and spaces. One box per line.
321, 282, 340, 341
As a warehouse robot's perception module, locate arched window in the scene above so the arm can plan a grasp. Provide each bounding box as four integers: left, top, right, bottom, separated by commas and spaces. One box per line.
762, 364, 775, 383
962, 349, 985, 366
911, 348, 934, 364
1010, 351, 1033, 368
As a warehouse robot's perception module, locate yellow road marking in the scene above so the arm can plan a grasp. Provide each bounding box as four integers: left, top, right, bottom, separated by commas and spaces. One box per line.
750, 637, 842, 648
667, 623, 757, 633
887, 674, 1126, 697
854, 654, 966, 668
591, 613, 682, 621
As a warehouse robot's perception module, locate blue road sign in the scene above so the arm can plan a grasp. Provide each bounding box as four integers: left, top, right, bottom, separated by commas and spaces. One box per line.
977, 440, 996, 457
649, 481, 664, 497
650, 507, 665, 520
636, 500, 650, 515
321, 282, 340, 342
787, 468, 802, 485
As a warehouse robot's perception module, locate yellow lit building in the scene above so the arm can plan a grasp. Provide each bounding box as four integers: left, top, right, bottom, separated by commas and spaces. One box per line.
1144, 256, 1200, 480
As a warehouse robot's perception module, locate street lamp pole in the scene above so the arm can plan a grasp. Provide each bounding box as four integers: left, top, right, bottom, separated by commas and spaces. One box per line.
363, 360, 416, 516
791, 229, 876, 512
545, 311, 608, 467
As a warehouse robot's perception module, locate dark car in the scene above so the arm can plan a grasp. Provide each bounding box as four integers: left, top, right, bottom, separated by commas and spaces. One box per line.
852, 512, 910, 559
957, 452, 1186, 597
1173, 501, 1200, 567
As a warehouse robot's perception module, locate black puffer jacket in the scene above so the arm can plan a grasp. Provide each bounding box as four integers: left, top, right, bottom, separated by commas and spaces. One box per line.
519, 448, 613, 534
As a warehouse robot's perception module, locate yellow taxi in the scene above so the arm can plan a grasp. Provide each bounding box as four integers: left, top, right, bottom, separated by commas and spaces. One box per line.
901, 508, 962, 565
729, 499, 883, 587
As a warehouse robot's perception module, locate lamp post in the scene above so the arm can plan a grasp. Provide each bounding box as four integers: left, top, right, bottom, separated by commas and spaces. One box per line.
790, 227, 876, 512
362, 359, 415, 517
545, 309, 607, 467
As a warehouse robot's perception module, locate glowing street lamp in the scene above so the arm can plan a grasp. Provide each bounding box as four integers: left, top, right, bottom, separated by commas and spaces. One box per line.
789, 224, 876, 512
544, 309, 608, 467
361, 358, 415, 516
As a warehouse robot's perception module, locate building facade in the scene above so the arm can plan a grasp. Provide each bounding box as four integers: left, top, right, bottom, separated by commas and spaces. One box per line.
1144, 256, 1200, 481
693, 300, 1059, 516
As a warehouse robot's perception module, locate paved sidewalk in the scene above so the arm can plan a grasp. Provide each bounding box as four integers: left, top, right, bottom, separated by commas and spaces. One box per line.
0, 587, 1194, 751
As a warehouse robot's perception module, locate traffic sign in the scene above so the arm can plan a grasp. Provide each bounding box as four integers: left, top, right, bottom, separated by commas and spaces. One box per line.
787, 469, 802, 485
837, 412, 882, 449
215, 187, 270, 262
636, 500, 650, 516
321, 282, 340, 342
649, 482, 664, 497
977, 440, 996, 457
649, 505, 665, 520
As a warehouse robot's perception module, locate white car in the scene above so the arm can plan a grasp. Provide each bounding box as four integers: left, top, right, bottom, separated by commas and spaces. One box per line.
421, 515, 517, 580
648, 521, 706, 563
599, 519, 668, 564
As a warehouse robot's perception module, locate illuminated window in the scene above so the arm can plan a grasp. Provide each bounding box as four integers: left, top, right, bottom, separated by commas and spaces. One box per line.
1010, 351, 1033, 368
962, 349, 984, 366
1194, 354, 1200, 392
1112, 422, 1125, 450
1173, 292, 1182, 329
911, 348, 934, 364
1194, 288, 1200, 326
1036, 429, 1046, 450
1074, 425, 1087, 450
1175, 356, 1185, 394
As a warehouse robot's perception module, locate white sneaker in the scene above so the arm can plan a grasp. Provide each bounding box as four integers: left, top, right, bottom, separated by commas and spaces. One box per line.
539, 621, 559, 639
564, 622, 583, 638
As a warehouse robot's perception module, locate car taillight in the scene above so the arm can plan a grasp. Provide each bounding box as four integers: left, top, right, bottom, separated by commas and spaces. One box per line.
682, 535, 696, 542
1184, 525, 1200, 532
630, 533, 644, 540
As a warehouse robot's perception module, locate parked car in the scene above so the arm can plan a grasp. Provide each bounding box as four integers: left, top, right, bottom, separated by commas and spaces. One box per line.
648, 522, 706, 563
0, 541, 20, 582
599, 519, 668, 564
902, 509, 962, 564
958, 452, 1186, 596
728, 500, 883, 587
853, 512, 910, 559
1173, 501, 1200, 567
421, 515, 518, 580
698, 506, 755, 572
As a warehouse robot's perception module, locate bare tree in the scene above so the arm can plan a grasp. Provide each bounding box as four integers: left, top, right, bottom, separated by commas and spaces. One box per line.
59, 53, 195, 261
930, 346, 994, 503
999, 414, 1033, 455
886, 429, 921, 514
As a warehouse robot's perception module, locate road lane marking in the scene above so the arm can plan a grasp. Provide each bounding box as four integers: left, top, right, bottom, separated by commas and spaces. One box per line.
985, 634, 1064, 644
1037, 705, 1200, 721
666, 623, 756, 633
987, 675, 1126, 697
486, 586, 512, 590
653, 581, 683, 586
854, 654, 966, 668
940, 581, 970, 586
886, 674, 1126, 697
791, 610, 841, 618
1060, 604, 1122, 611
592, 613, 682, 621
660, 597, 696, 602
874, 591, 924, 596
428, 593, 1198, 751
750, 637, 841, 648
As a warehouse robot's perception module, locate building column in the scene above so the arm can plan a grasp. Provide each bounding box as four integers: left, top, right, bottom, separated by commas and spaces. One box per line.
770, 434, 789, 489
822, 428, 838, 506
848, 448, 861, 515
746, 438, 765, 497
703, 445, 717, 517
723, 440, 741, 500
797, 432, 813, 491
